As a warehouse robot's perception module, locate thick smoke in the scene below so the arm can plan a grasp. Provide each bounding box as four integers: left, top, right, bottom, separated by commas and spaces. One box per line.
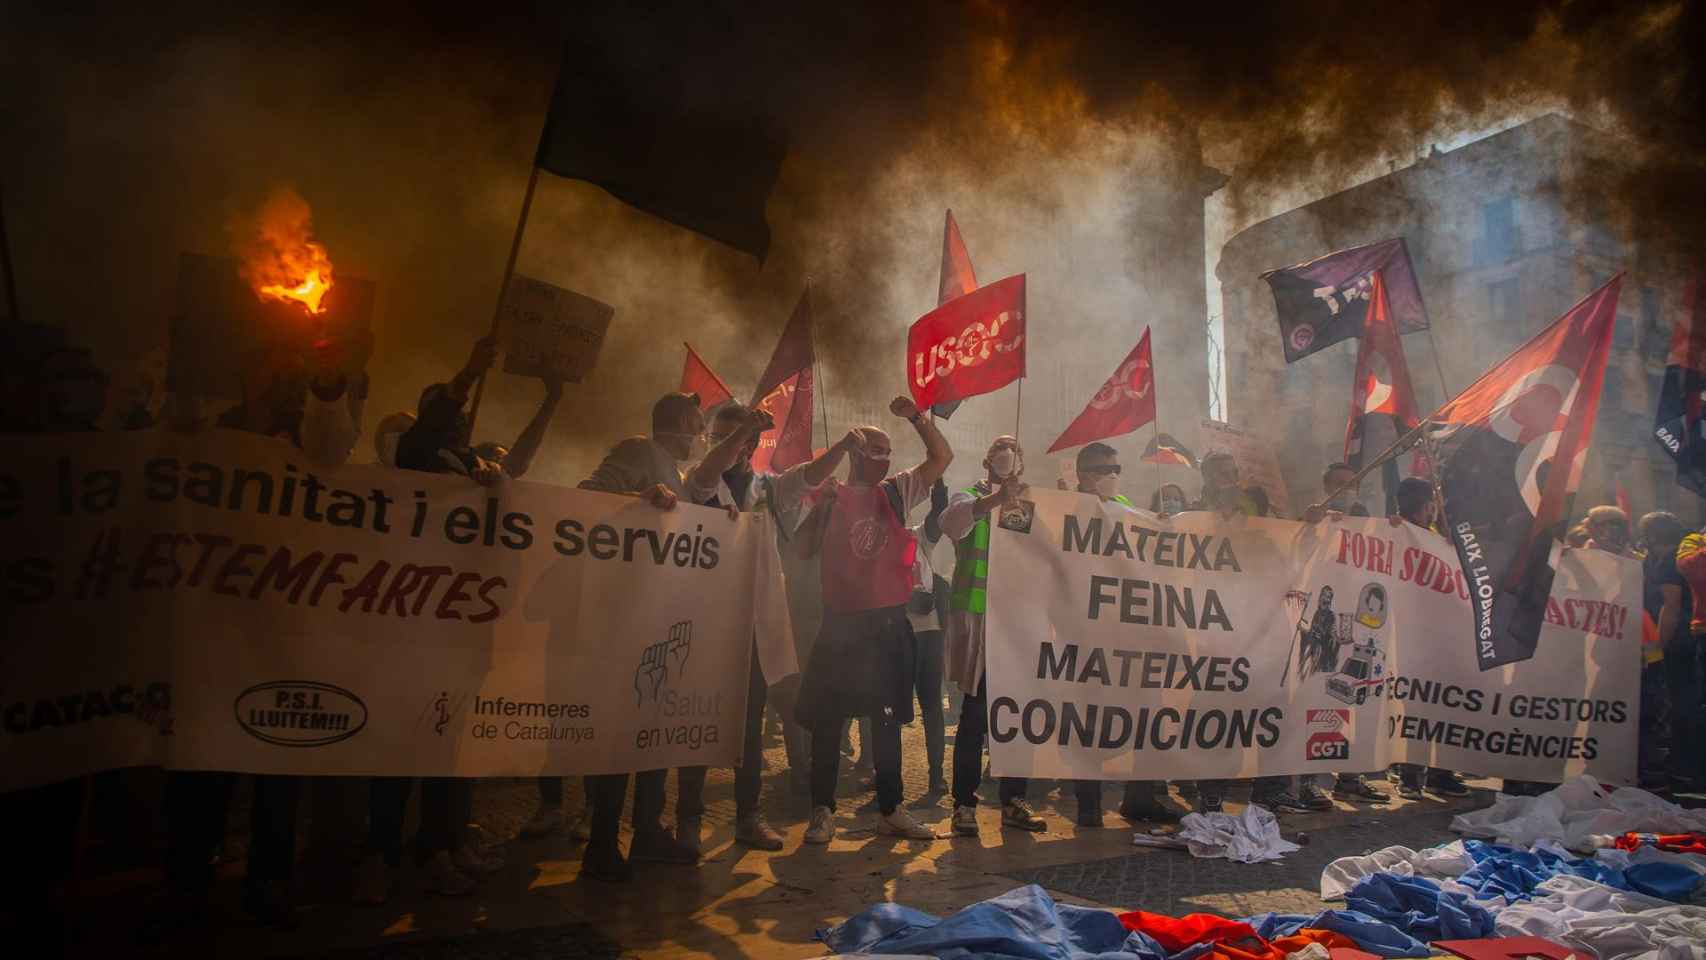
2, 1, 1699, 483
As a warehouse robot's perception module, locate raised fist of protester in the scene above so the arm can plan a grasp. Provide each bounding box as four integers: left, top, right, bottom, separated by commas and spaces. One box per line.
642, 483, 678, 511
836, 429, 864, 453
1303, 503, 1328, 524
744, 407, 775, 436
471, 459, 505, 488
889, 395, 921, 422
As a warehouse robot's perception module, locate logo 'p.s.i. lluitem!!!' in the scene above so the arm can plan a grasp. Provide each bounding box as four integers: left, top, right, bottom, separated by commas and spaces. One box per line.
235, 681, 367, 747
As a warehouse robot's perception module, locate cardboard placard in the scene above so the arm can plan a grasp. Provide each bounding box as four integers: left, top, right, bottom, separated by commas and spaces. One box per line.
1199, 418, 1292, 518
172, 253, 373, 399
501, 276, 614, 383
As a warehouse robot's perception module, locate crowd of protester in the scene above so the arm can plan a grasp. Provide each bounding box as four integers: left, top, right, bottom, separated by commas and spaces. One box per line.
2, 319, 1702, 947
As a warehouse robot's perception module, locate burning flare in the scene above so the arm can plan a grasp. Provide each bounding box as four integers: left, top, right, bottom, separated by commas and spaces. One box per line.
237, 188, 334, 315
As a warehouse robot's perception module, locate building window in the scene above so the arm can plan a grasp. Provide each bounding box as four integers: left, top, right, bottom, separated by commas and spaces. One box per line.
1488, 278, 1521, 334
1476, 197, 1518, 265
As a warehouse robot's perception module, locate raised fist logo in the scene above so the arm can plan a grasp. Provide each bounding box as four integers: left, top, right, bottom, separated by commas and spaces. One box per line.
635, 621, 693, 707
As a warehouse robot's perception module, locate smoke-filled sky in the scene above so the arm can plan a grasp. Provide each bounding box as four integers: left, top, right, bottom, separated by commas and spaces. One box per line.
3, 1, 1700, 483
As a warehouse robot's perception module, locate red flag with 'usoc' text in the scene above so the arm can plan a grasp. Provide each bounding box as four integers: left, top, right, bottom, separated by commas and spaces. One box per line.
906, 273, 1025, 411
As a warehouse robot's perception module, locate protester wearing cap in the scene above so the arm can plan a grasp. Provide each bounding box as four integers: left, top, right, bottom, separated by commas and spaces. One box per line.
668, 401, 849, 853
942, 436, 1048, 836
796, 395, 951, 844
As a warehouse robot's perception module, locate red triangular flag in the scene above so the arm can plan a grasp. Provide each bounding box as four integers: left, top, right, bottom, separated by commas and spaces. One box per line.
680, 342, 734, 410
939, 210, 978, 307
1615, 479, 1631, 521
1047, 328, 1156, 453
751, 288, 815, 407
1345, 271, 1420, 467
751, 369, 814, 474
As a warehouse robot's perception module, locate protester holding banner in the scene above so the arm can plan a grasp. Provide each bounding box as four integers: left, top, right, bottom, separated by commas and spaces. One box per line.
1188, 451, 1306, 815
943, 436, 1048, 836
155, 332, 369, 932
670, 400, 832, 853
360, 335, 560, 903
797, 396, 951, 844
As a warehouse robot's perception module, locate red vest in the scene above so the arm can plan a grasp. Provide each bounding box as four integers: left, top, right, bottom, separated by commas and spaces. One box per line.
821, 481, 915, 614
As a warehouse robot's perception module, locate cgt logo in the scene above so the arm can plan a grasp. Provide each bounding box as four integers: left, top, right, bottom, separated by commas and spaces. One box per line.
1305, 708, 1350, 761
235, 681, 367, 747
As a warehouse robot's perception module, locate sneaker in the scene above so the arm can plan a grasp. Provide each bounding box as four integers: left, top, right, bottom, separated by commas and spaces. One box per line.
1396, 783, 1424, 801
952, 804, 980, 836
580, 841, 632, 882
676, 815, 703, 855
1386, 767, 1404, 784
1121, 789, 1188, 823
352, 853, 392, 906
568, 808, 593, 842
519, 805, 564, 838
452, 843, 504, 875
1251, 790, 1311, 815
1332, 776, 1389, 804
1002, 798, 1046, 832
878, 808, 936, 840
1298, 781, 1335, 810
1427, 772, 1472, 798
629, 828, 700, 864
422, 850, 476, 896
1197, 793, 1223, 814
804, 805, 835, 844
735, 815, 784, 851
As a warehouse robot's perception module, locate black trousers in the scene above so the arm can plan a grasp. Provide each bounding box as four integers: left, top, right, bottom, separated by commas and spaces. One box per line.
678, 645, 768, 821
913, 629, 946, 780
951, 678, 1028, 808
164, 771, 299, 894
365, 777, 456, 867
1666, 634, 1704, 782
812, 711, 901, 813
586, 769, 668, 850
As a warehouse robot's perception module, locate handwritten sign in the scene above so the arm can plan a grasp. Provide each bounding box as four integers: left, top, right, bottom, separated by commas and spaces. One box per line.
1199, 418, 1292, 518
502, 276, 614, 383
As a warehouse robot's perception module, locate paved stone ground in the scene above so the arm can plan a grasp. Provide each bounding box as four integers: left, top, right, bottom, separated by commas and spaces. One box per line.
22, 705, 1498, 959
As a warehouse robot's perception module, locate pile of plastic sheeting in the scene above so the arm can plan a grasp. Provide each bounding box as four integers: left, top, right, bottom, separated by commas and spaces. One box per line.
1129, 805, 1300, 864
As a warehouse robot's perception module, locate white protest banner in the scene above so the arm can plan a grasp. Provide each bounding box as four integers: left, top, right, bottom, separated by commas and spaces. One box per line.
501, 275, 615, 383
984, 490, 1640, 785
1199, 418, 1291, 518
0, 430, 783, 792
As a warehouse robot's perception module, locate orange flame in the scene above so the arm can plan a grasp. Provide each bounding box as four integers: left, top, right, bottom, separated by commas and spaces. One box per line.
237, 188, 334, 315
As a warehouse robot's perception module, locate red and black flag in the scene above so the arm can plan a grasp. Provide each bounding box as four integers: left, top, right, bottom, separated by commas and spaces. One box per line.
751, 288, 817, 473
1345, 271, 1421, 467
1141, 432, 1197, 468
533, 5, 787, 260
1654, 274, 1706, 499
1263, 238, 1428, 363
1422, 274, 1621, 670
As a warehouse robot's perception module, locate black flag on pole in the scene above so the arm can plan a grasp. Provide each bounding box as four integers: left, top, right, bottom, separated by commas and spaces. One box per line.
1655, 274, 1706, 499
1262, 238, 1429, 363
1425, 275, 1621, 670
533, 6, 787, 261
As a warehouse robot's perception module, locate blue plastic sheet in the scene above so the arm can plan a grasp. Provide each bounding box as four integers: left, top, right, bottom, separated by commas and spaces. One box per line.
818, 884, 1173, 960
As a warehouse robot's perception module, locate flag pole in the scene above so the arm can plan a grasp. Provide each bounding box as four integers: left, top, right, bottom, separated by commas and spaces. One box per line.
0, 184, 20, 324
466, 163, 543, 434
1421, 327, 1453, 400
1014, 378, 1024, 438
806, 278, 830, 451
1152, 419, 1163, 509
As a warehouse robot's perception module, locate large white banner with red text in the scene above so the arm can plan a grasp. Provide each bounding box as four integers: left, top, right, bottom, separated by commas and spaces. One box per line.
0, 431, 788, 791
985, 489, 1641, 785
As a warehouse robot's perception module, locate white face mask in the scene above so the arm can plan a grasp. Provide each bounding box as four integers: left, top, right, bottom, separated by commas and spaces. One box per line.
1161, 495, 1186, 514
990, 449, 1019, 478
1094, 475, 1120, 499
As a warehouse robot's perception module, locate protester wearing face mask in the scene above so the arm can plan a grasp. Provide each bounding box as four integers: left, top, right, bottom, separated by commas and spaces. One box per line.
795, 396, 952, 844
942, 436, 1049, 836
1584, 504, 1635, 557
1320, 462, 1369, 517
1149, 482, 1189, 517
666, 401, 847, 855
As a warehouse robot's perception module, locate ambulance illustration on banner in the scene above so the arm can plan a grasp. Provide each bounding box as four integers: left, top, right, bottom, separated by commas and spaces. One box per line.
1282, 581, 1388, 704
